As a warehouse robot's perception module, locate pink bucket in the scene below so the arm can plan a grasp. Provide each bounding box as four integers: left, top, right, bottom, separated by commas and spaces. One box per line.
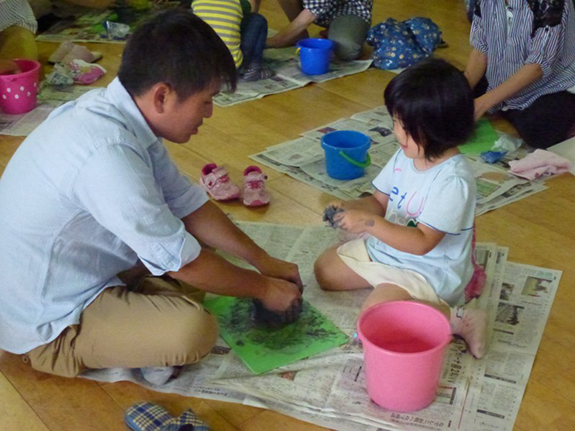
0, 59, 41, 115
357, 301, 452, 412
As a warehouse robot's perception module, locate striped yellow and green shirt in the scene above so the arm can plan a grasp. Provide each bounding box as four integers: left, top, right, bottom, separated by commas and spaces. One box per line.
192, 0, 244, 68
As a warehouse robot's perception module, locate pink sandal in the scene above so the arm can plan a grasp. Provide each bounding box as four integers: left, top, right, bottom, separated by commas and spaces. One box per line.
242, 166, 270, 207
200, 163, 240, 201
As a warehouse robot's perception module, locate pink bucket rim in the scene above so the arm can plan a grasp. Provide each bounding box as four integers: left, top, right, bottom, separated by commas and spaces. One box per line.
357, 301, 452, 357
0, 59, 41, 82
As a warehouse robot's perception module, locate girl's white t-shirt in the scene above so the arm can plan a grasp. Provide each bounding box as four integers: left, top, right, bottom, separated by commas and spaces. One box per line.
367, 149, 477, 305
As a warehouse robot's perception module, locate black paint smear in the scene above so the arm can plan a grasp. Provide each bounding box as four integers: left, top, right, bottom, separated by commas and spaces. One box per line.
221, 299, 343, 352
323, 205, 344, 229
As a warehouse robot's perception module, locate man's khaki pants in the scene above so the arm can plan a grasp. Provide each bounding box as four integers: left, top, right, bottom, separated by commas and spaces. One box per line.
26, 275, 218, 378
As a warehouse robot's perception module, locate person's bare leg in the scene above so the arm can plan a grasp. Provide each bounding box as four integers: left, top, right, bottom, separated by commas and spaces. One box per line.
360, 283, 412, 313
314, 245, 370, 291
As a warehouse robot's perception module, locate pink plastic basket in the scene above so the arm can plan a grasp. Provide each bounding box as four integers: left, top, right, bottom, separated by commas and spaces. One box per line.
0, 59, 41, 115
358, 301, 452, 412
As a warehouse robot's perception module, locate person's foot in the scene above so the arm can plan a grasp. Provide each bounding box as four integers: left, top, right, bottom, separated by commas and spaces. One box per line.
140, 366, 178, 385
240, 68, 274, 82
450, 306, 488, 359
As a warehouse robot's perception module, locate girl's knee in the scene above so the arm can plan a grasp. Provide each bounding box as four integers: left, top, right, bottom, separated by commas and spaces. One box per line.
314, 250, 340, 290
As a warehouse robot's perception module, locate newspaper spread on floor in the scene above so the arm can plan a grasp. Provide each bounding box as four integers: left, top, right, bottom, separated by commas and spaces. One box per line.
0, 85, 100, 136
36, 3, 179, 43
214, 47, 372, 107
83, 222, 561, 431
250, 106, 548, 215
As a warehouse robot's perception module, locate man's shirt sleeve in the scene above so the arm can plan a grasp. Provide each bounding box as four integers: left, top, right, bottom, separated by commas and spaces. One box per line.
70, 143, 202, 275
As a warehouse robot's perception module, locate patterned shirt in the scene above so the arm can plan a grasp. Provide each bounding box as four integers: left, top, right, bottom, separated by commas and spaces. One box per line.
193, 0, 244, 68
0, 0, 37, 33
471, 0, 575, 111
303, 0, 372, 28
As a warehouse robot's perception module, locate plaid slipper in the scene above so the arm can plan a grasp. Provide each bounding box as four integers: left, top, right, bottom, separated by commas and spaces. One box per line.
125, 402, 211, 431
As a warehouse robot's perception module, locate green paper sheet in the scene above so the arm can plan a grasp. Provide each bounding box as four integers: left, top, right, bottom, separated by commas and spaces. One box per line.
458, 118, 499, 155
204, 297, 348, 374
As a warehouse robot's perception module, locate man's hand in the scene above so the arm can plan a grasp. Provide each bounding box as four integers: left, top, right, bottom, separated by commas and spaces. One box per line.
259, 276, 302, 312
255, 254, 303, 291
334, 209, 377, 234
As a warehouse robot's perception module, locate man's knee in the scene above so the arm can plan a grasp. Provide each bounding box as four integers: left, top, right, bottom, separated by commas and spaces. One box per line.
171, 305, 219, 363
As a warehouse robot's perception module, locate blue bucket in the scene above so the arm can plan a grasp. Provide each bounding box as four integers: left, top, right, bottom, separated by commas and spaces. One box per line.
321, 131, 371, 180
296, 38, 334, 75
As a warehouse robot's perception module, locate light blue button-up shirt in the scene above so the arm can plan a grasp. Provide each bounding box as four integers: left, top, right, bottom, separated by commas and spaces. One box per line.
0, 78, 209, 354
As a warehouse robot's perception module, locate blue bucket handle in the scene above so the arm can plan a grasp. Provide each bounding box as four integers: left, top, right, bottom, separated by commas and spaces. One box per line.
339, 151, 371, 168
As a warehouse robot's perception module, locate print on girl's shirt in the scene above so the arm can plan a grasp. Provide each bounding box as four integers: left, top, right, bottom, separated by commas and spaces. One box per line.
388, 186, 425, 227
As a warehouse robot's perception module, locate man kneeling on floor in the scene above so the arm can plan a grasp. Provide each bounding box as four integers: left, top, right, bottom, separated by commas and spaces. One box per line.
0, 9, 302, 382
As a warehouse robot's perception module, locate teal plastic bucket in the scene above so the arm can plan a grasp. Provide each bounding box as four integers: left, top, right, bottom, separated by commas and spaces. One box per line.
321, 131, 371, 180
296, 38, 334, 75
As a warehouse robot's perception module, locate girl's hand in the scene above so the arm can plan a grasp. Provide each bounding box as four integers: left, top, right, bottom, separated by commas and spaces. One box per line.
334, 209, 377, 234
327, 200, 345, 209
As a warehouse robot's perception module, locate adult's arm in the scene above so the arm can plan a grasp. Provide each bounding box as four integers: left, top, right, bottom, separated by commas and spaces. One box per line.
169, 249, 301, 311
463, 48, 488, 90
72, 143, 301, 311
181, 201, 301, 285
473, 63, 543, 120
266, 8, 316, 47
170, 201, 302, 310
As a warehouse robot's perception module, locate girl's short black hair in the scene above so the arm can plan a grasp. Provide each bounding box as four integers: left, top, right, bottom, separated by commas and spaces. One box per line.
119, 9, 237, 100
384, 58, 475, 160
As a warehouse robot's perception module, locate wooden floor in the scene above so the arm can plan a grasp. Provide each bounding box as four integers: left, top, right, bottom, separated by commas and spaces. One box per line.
2, 0, 575, 430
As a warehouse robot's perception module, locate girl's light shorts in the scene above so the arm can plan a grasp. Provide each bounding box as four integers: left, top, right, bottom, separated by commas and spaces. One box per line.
337, 238, 447, 306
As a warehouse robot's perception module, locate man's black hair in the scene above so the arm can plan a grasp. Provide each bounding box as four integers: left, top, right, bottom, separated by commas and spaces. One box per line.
384, 58, 475, 160
119, 9, 237, 100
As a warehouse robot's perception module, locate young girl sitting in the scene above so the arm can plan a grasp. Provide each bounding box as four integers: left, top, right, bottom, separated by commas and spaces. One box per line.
314, 58, 488, 359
